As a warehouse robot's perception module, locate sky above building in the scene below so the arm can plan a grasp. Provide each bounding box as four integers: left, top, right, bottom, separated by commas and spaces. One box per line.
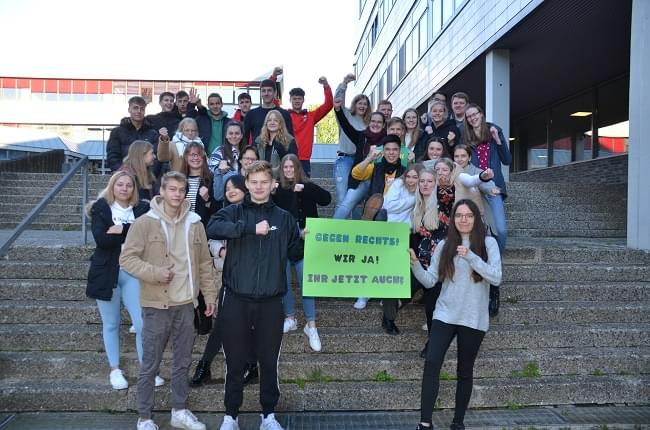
0, 0, 360, 107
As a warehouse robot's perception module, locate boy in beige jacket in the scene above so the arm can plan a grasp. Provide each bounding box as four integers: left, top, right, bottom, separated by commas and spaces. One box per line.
120, 171, 217, 430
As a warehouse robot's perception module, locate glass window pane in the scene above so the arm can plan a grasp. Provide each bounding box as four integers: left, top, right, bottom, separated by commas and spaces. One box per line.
596, 76, 629, 157
419, 13, 428, 56
549, 91, 593, 166
432, 0, 442, 36
442, 0, 453, 23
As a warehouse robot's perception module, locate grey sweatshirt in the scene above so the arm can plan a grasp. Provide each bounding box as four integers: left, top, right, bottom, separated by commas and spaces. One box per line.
335, 83, 367, 155
411, 236, 502, 332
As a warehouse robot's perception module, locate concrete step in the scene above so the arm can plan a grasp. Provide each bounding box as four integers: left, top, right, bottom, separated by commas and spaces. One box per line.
0, 375, 646, 412
508, 219, 626, 231
2, 300, 648, 327
1, 323, 647, 354
0, 187, 101, 199
509, 228, 626, 238
0, 222, 83, 231
506, 210, 622, 222
0, 202, 84, 214
0, 213, 88, 225
1, 347, 647, 383
1, 260, 648, 282
5, 243, 648, 264
2, 278, 648, 303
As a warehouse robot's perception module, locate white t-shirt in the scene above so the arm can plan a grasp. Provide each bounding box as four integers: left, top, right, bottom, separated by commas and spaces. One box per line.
110, 202, 135, 225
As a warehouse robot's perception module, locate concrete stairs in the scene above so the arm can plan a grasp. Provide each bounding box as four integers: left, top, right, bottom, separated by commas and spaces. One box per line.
0, 170, 628, 238
1, 241, 649, 412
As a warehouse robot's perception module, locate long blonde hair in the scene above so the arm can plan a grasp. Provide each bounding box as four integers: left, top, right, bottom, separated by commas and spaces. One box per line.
259, 110, 292, 150
86, 170, 139, 217
122, 140, 155, 189
411, 167, 439, 232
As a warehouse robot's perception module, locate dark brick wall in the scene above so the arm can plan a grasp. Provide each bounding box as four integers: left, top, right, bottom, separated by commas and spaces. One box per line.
510, 154, 628, 184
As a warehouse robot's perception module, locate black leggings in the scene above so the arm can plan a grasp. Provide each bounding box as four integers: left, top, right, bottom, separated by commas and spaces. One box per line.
420, 319, 485, 425
201, 287, 257, 367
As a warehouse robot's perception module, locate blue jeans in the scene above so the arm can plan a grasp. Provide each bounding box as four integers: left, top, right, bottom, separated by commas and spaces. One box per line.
283, 260, 316, 322
333, 180, 370, 220
96, 269, 143, 367
487, 194, 507, 255
333, 155, 355, 212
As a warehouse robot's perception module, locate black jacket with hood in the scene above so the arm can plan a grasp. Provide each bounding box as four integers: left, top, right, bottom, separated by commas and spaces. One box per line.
207, 194, 303, 301
106, 117, 159, 172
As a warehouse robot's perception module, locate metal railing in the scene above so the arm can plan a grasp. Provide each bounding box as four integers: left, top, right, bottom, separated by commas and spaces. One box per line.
0, 156, 89, 257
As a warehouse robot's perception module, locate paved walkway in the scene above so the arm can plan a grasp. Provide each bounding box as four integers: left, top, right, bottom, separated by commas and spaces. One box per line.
1, 406, 648, 429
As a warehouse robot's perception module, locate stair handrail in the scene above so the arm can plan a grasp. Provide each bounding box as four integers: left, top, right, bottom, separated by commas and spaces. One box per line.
0, 156, 89, 257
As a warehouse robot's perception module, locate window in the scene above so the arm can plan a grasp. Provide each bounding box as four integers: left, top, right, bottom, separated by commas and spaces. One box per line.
405, 32, 413, 71
419, 13, 428, 56
371, 15, 378, 47
432, 0, 442, 37
398, 44, 406, 80
596, 77, 629, 157
442, 0, 454, 23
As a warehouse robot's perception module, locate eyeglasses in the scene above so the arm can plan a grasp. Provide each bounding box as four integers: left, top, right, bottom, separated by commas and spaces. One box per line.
466, 112, 481, 120
241, 157, 257, 161
454, 213, 475, 220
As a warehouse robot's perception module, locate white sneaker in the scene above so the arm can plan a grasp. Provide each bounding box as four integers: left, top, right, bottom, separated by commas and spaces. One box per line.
353, 297, 368, 310
259, 413, 284, 430
219, 415, 240, 430
137, 418, 159, 430
303, 325, 322, 352
422, 322, 428, 331
283, 317, 297, 333
170, 408, 206, 430
154, 375, 165, 387
109, 368, 128, 390
129, 325, 136, 334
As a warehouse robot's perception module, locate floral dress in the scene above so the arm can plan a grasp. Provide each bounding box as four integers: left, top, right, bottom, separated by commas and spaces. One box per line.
415, 185, 455, 269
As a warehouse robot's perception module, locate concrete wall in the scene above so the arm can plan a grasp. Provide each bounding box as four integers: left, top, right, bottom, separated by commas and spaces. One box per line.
510, 154, 628, 184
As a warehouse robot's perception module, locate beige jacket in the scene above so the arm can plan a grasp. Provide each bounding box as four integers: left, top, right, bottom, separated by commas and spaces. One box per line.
119, 196, 217, 309
157, 138, 184, 172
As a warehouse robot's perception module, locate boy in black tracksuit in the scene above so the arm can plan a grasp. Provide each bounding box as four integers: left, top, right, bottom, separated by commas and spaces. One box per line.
207, 160, 302, 430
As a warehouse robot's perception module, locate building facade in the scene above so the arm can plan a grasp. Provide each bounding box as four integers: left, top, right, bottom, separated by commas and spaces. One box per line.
0, 77, 265, 147
353, 0, 648, 248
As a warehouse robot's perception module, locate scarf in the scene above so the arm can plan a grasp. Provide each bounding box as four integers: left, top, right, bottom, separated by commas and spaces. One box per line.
362, 128, 385, 157
172, 131, 204, 159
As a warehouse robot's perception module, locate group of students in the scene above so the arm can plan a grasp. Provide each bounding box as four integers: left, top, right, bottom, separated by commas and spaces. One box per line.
87, 69, 509, 430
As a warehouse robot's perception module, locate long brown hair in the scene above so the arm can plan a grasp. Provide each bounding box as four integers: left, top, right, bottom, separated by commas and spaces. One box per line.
122, 140, 155, 190
222, 120, 244, 166
463, 103, 491, 147
278, 153, 308, 189
180, 142, 212, 184
350, 94, 372, 125
402, 108, 422, 149
438, 199, 488, 283
259, 110, 292, 150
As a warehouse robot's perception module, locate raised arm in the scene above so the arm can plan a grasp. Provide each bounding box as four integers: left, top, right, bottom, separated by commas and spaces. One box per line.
207, 205, 254, 240
312, 77, 334, 123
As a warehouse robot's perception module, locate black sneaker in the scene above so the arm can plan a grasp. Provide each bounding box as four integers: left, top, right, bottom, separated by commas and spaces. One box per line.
416, 424, 433, 430
489, 285, 500, 318
449, 422, 465, 430
243, 363, 259, 386
190, 360, 211, 387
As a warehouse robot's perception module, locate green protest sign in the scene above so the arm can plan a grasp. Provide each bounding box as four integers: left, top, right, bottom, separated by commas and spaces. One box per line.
303, 218, 411, 298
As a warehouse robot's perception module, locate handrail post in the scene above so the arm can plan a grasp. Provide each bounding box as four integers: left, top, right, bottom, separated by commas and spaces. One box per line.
82, 162, 88, 245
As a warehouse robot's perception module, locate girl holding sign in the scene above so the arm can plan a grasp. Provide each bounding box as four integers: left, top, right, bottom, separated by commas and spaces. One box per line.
273, 154, 332, 351
410, 199, 502, 430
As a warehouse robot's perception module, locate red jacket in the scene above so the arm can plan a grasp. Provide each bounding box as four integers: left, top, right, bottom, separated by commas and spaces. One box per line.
289, 85, 333, 160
